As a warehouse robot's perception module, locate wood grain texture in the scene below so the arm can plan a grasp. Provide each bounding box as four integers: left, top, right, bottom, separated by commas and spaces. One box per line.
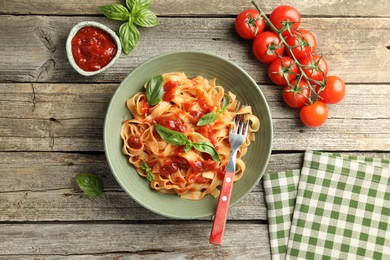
0, 223, 271, 258
1, 152, 389, 222
1, 83, 389, 152
1, 1, 390, 257
0, 0, 389, 17
0, 16, 389, 83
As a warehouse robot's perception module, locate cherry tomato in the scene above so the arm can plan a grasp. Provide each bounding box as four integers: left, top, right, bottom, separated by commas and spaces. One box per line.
268, 57, 299, 86
285, 29, 317, 60
282, 79, 311, 109
235, 9, 265, 40
160, 160, 178, 177
299, 100, 328, 127
252, 31, 285, 64
317, 76, 346, 104
127, 135, 142, 149
300, 55, 329, 82
269, 5, 301, 36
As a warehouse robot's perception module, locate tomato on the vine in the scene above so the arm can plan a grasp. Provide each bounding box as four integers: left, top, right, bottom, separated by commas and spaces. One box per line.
252, 31, 284, 64
268, 57, 298, 86
300, 55, 329, 82
269, 5, 301, 36
282, 79, 311, 109
299, 100, 328, 127
285, 29, 317, 60
317, 75, 346, 104
235, 9, 265, 40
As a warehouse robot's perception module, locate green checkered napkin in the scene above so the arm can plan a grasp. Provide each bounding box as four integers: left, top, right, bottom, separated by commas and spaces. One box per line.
263, 151, 390, 260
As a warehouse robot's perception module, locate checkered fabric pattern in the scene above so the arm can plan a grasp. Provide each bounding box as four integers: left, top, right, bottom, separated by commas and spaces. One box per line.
263, 151, 390, 260
264, 169, 300, 260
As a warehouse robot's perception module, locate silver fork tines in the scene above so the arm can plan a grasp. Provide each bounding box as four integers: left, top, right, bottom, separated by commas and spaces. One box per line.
226, 111, 249, 173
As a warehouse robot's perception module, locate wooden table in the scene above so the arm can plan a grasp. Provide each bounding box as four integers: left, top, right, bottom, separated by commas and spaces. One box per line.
1, 0, 389, 258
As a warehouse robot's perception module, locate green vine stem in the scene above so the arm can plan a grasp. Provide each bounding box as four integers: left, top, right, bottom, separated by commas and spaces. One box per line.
251, 0, 327, 104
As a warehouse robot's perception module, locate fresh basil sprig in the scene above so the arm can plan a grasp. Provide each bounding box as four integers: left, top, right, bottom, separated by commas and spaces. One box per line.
141, 160, 154, 182
75, 173, 105, 198
100, 0, 159, 55
146, 75, 164, 105
155, 124, 221, 162
197, 94, 231, 126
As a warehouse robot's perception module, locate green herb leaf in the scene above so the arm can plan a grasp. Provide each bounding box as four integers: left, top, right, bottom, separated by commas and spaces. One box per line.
197, 112, 219, 126
191, 142, 221, 162
133, 9, 160, 27
75, 173, 104, 198
145, 75, 164, 105
141, 160, 154, 182
220, 94, 231, 113
99, 4, 130, 21
119, 22, 140, 55
196, 94, 231, 126
127, 0, 153, 13
155, 124, 188, 146
184, 141, 192, 153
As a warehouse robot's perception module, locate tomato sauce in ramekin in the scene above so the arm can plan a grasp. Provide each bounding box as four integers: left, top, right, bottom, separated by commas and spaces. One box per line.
71, 26, 117, 72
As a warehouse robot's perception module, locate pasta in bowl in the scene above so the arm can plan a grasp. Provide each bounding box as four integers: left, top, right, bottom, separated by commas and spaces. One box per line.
104, 51, 272, 219
120, 72, 260, 200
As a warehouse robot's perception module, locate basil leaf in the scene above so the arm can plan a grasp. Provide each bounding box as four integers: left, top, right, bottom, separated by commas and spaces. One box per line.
75, 173, 104, 198
197, 112, 219, 126
99, 4, 130, 21
220, 94, 231, 113
155, 124, 188, 146
141, 160, 154, 182
145, 75, 164, 105
191, 142, 221, 162
127, 0, 153, 13
184, 141, 192, 153
133, 9, 160, 27
119, 22, 140, 55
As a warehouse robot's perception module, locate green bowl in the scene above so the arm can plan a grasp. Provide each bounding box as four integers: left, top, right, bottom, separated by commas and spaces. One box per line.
104, 50, 273, 219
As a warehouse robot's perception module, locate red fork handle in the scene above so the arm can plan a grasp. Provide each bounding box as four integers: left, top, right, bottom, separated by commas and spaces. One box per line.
209, 170, 235, 245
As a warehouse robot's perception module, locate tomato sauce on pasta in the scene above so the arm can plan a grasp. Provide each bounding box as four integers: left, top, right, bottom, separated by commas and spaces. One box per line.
121, 72, 259, 200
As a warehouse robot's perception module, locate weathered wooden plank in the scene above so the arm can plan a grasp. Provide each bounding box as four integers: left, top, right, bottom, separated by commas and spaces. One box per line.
0, 223, 271, 258
0, 189, 266, 221
0, 0, 388, 17
0, 16, 389, 83
1, 152, 389, 222
1, 83, 389, 151
0, 152, 305, 192
0, 152, 291, 222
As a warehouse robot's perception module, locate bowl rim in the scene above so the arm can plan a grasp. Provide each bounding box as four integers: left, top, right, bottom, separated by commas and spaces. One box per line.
103, 50, 273, 219
66, 21, 122, 76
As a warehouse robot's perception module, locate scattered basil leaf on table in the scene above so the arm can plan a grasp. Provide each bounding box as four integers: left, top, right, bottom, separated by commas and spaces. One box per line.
133, 9, 160, 27
99, 4, 130, 21
100, 0, 160, 55
75, 173, 105, 198
119, 22, 140, 56
146, 75, 164, 105
155, 124, 221, 162
127, 0, 152, 12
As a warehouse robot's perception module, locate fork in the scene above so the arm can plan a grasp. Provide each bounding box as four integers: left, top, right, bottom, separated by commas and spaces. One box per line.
209, 111, 249, 245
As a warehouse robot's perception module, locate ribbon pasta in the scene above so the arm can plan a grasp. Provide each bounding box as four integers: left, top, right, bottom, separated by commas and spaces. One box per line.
121, 72, 260, 200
